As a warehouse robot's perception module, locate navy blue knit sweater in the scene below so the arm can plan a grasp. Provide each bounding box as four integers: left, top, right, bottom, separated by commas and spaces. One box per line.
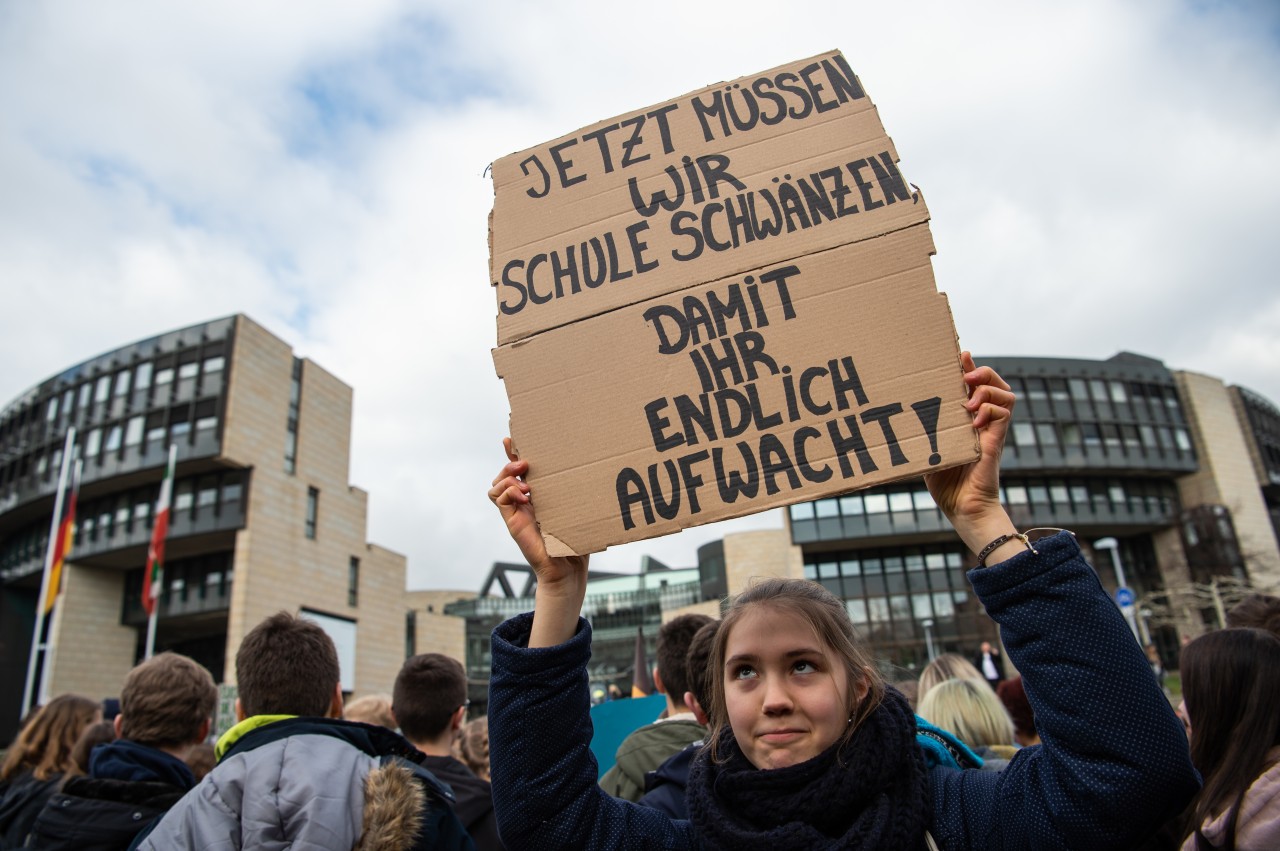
488, 532, 1199, 849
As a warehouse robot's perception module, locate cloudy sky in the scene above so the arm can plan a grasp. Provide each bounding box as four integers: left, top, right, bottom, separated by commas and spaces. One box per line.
3, 0, 1277, 590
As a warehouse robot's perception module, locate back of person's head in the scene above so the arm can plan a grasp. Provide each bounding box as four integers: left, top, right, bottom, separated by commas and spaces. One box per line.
236, 611, 340, 717
995, 676, 1037, 744
120, 652, 217, 749
454, 715, 490, 781
1225, 593, 1280, 637
893, 679, 920, 711
69, 720, 117, 777
343, 693, 396, 730
392, 654, 467, 743
918, 653, 983, 699
684, 620, 720, 712
1, 693, 99, 782
184, 742, 216, 782
917, 677, 1014, 750
657, 613, 715, 701
1180, 628, 1280, 844
708, 577, 884, 760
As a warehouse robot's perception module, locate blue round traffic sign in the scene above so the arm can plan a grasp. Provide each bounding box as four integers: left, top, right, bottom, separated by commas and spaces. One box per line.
1115, 587, 1135, 608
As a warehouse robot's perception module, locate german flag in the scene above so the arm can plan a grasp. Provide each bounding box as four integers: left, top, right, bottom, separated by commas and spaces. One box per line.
43, 461, 80, 614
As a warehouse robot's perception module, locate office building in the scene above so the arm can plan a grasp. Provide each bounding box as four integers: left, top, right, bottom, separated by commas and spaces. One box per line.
0, 316, 409, 740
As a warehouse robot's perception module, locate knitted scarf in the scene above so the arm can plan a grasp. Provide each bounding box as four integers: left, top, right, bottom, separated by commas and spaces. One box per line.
686, 687, 929, 851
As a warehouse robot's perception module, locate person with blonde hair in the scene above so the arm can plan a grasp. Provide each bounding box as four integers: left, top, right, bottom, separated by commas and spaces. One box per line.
0, 694, 99, 846
917, 678, 1018, 770
344, 693, 397, 730
917, 653, 984, 699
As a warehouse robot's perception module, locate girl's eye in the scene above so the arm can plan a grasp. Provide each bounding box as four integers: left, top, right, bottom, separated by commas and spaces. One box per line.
732, 664, 757, 680
793, 660, 817, 674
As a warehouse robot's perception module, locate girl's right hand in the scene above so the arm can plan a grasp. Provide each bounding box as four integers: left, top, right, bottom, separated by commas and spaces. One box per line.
489, 438, 589, 645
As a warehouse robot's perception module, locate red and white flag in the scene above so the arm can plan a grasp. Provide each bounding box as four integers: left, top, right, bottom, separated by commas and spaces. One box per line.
142, 445, 176, 616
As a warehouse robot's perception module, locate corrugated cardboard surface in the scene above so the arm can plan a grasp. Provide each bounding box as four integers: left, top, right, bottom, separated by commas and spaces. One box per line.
491, 50, 978, 556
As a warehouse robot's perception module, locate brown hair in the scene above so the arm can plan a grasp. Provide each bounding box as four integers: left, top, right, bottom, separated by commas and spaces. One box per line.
344, 693, 396, 730
996, 676, 1036, 741
657, 613, 715, 702
453, 715, 490, 781
684, 620, 720, 712
1, 694, 99, 782
184, 742, 216, 782
68, 720, 117, 777
393, 654, 467, 743
1180, 628, 1280, 849
235, 611, 340, 717
708, 577, 883, 762
120, 652, 216, 749
918, 653, 984, 699
1225, 593, 1280, 638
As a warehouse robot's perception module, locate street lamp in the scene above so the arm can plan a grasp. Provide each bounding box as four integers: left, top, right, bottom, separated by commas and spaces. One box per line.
922, 618, 936, 662
1094, 537, 1141, 642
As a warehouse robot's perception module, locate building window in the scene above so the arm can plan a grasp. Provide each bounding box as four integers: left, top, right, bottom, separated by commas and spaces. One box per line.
405, 610, 417, 657
305, 487, 318, 539
348, 556, 359, 606
285, 358, 302, 474
125, 416, 144, 447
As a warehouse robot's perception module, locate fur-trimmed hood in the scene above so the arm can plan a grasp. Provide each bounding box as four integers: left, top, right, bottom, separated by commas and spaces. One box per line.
357, 760, 427, 851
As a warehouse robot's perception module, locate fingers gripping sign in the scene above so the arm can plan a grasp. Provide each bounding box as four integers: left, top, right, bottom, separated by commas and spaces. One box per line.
924, 352, 1017, 548
489, 438, 590, 648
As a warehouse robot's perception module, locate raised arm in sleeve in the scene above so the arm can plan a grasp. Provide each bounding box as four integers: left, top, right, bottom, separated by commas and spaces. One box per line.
929, 531, 1199, 850
488, 613, 695, 851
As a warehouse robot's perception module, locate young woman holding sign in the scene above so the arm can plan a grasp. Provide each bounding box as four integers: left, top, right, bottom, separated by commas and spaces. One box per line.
486, 354, 1198, 850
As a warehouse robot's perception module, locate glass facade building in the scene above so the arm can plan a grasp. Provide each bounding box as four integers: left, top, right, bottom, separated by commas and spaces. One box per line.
786, 352, 1278, 672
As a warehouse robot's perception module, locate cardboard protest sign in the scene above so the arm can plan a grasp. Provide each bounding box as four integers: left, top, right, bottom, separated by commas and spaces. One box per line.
490, 50, 978, 557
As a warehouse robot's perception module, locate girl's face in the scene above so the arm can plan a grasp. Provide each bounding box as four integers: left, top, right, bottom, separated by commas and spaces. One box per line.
723, 605, 867, 770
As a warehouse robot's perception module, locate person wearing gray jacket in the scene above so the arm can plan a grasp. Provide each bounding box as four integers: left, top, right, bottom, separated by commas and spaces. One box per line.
133, 612, 473, 851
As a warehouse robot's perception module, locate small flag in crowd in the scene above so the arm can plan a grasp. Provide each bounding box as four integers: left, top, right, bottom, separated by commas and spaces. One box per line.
631, 626, 653, 697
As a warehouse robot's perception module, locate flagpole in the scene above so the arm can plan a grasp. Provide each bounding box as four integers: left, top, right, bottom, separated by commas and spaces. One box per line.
22, 427, 76, 719
144, 444, 176, 660
37, 458, 82, 706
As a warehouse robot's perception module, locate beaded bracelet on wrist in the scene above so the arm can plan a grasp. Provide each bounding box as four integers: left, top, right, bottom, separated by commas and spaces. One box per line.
974, 528, 1074, 568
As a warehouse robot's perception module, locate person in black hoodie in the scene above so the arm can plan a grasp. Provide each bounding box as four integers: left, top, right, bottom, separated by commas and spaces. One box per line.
393, 653, 503, 851
25, 652, 216, 851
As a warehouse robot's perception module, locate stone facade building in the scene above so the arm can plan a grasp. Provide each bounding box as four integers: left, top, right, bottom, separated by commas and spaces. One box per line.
0, 316, 414, 740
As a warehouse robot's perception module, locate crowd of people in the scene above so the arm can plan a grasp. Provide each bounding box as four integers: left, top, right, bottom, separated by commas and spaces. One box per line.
3, 357, 1279, 849
0, 615, 500, 851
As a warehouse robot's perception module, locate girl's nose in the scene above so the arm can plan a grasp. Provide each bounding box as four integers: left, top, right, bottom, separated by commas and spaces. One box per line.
761, 676, 793, 714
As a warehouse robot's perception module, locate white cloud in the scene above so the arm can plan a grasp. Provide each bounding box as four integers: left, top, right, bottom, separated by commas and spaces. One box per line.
3, 0, 1278, 588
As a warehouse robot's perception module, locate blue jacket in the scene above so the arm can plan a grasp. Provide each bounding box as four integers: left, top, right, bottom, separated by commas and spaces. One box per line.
488, 531, 1199, 849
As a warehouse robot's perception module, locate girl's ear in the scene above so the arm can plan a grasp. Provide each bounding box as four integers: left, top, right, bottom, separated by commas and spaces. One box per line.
851, 667, 872, 704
